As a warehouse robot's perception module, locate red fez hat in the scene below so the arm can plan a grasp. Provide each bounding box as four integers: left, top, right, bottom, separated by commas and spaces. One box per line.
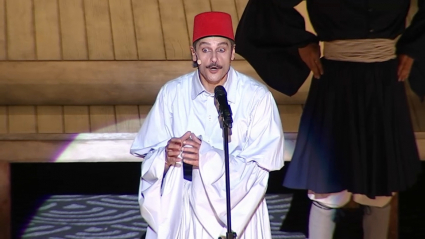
193, 12, 234, 43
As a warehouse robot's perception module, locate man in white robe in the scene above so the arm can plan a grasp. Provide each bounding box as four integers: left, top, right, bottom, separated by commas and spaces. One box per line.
130, 11, 284, 239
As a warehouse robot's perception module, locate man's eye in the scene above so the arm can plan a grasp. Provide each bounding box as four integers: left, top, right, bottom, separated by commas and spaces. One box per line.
202, 48, 210, 53
218, 48, 226, 53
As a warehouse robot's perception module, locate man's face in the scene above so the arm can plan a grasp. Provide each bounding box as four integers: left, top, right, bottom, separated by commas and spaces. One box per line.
191, 37, 235, 89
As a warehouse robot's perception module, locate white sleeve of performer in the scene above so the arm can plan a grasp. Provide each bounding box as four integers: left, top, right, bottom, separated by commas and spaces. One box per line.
130, 85, 186, 238
136, 148, 187, 238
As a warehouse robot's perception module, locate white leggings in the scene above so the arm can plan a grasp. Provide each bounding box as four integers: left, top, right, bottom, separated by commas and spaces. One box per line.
308, 190, 393, 208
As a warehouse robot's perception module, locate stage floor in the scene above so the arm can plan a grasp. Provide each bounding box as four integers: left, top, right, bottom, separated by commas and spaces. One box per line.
11, 162, 425, 239
15, 194, 306, 239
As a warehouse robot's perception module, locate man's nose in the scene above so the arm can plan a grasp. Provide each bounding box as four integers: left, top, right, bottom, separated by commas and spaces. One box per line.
210, 51, 218, 62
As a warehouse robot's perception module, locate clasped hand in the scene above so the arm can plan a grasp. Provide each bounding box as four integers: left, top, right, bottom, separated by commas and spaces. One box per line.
165, 131, 201, 171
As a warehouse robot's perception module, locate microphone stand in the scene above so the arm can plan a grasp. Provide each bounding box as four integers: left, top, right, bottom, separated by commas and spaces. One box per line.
220, 107, 237, 239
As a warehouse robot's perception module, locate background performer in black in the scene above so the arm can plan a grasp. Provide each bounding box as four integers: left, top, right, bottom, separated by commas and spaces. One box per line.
235, 1, 425, 238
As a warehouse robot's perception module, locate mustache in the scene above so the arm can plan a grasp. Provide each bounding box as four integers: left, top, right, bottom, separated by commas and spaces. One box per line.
206, 63, 223, 69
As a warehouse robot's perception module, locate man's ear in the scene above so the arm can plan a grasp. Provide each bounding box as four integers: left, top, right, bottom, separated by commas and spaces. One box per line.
231, 44, 236, 61
190, 46, 197, 62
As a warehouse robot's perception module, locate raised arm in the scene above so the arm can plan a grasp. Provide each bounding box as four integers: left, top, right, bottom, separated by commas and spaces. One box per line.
235, 0, 318, 96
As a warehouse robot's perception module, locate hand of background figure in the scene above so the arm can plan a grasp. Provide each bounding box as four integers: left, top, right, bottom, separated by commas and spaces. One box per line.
181, 133, 202, 167
298, 43, 324, 79
397, 54, 414, 82
165, 131, 192, 170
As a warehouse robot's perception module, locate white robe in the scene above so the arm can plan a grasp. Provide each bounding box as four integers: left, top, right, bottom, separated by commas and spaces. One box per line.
130, 67, 284, 239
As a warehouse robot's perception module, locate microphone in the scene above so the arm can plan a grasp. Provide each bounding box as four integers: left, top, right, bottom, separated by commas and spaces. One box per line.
214, 86, 233, 128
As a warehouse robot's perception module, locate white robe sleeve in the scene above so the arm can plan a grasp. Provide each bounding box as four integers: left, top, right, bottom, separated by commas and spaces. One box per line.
130, 86, 173, 158
130, 86, 186, 237
138, 148, 186, 238
191, 92, 284, 237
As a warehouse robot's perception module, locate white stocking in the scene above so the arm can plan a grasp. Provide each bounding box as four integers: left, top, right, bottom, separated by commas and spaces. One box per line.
308, 202, 336, 239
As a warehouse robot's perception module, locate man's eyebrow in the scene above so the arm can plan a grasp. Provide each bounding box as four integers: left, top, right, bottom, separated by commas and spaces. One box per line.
198, 42, 211, 46
217, 42, 229, 46
198, 41, 229, 47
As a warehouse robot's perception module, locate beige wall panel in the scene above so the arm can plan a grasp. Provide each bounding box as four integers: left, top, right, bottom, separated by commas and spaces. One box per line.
84, 0, 114, 60
416, 107, 425, 132
0, 0, 6, 59
0, 139, 138, 162
59, 0, 88, 60
34, 0, 61, 60
139, 105, 151, 126
183, 0, 211, 43
116, 105, 141, 133
109, 0, 138, 60
407, 89, 421, 132
0, 61, 306, 105
132, 0, 166, 60
0, 107, 6, 133
234, 0, 248, 20
0, 134, 423, 163
158, 0, 190, 60
0, 161, 10, 239
409, 91, 425, 132
64, 106, 90, 133
210, 0, 239, 36
90, 106, 117, 133
231, 61, 309, 105
278, 105, 303, 133
8, 106, 36, 133
6, 0, 36, 60
418, 133, 425, 160
37, 106, 64, 133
